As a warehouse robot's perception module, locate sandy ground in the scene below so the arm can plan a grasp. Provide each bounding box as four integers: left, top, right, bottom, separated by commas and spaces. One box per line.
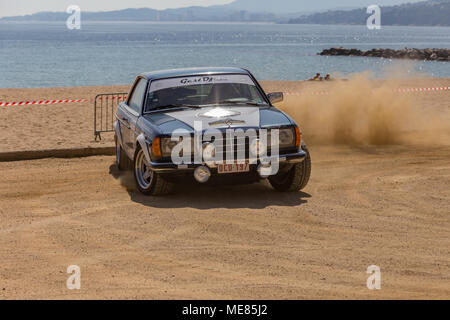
0, 78, 449, 152
0, 145, 448, 299
0, 78, 449, 299
0, 85, 129, 152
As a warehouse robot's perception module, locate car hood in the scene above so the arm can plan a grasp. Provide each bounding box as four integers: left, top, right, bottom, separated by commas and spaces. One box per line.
144, 106, 293, 134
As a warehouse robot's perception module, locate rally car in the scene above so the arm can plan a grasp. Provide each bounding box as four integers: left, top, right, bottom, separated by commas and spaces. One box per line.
114, 67, 311, 195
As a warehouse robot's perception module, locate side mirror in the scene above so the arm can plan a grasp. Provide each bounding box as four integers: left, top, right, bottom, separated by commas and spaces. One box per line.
267, 92, 284, 104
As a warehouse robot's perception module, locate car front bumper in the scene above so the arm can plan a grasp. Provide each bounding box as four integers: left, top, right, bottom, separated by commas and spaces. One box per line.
147, 150, 307, 173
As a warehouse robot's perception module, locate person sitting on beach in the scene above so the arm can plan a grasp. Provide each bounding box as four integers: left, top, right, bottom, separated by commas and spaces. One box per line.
324, 74, 331, 81
309, 73, 321, 81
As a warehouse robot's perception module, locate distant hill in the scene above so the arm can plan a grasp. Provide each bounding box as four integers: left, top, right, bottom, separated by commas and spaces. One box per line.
289, 0, 450, 26
0, 6, 276, 23
0, 0, 425, 22
223, 0, 424, 14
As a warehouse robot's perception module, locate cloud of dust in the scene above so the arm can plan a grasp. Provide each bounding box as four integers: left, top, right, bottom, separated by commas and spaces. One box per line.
118, 171, 138, 192
109, 165, 138, 192
278, 72, 450, 146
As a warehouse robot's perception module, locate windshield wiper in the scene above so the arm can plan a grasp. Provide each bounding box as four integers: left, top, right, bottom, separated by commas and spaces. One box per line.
151, 104, 202, 111
215, 100, 268, 107
240, 102, 268, 106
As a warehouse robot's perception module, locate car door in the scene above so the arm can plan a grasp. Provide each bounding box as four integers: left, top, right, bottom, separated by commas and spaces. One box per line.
121, 78, 148, 158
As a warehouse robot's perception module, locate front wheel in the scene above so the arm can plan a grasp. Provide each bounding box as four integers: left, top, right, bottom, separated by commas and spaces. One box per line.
268, 145, 311, 192
134, 147, 173, 196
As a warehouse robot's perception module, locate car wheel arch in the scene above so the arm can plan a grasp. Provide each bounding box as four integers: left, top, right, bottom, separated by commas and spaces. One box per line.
136, 133, 151, 164
114, 120, 123, 148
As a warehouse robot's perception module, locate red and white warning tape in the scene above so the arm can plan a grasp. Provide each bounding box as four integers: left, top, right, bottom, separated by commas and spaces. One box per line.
285, 86, 450, 96
0, 99, 87, 107
394, 86, 450, 93
286, 91, 330, 96
97, 96, 127, 100
0, 86, 448, 107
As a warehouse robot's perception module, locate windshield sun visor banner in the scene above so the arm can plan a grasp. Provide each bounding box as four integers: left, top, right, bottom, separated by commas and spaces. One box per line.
150, 75, 255, 92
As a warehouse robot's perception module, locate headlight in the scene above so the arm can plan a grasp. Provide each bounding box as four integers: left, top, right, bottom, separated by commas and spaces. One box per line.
279, 128, 295, 147
266, 128, 296, 149
161, 136, 196, 158
161, 137, 180, 158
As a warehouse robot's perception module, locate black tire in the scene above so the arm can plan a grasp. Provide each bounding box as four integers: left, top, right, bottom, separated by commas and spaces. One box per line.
115, 135, 131, 171
133, 146, 173, 196
268, 145, 311, 192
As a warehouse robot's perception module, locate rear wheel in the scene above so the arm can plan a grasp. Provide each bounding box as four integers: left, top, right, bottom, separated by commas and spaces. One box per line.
115, 135, 131, 171
269, 145, 311, 192
134, 147, 173, 196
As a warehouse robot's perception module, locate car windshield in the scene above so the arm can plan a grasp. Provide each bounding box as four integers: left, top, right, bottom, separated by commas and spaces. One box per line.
145, 74, 267, 112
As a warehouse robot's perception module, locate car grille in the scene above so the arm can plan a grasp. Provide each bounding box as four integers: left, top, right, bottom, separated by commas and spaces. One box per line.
167, 131, 296, 164
203, 134, 251, 162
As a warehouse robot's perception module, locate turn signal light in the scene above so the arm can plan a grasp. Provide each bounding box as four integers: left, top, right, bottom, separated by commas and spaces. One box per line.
295, 126, 301, 148
152, 137, 162, 158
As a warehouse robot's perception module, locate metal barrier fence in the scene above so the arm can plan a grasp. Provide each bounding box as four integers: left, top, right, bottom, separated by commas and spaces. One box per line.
94, 93, 128, 141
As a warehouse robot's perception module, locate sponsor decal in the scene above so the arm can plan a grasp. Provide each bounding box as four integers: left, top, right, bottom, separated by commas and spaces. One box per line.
149, 74, 255, 92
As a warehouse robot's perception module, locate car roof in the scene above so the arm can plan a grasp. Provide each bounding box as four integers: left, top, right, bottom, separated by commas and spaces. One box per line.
140, 67, 250, 80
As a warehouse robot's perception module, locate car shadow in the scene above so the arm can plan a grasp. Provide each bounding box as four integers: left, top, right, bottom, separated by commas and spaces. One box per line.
109, 164, 310, 210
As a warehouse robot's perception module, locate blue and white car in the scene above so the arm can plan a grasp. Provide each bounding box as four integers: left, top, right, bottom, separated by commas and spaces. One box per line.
114, 67, 311, 195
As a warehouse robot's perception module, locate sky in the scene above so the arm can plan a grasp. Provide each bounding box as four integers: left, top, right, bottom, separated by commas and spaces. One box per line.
0, 0, 234, 18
